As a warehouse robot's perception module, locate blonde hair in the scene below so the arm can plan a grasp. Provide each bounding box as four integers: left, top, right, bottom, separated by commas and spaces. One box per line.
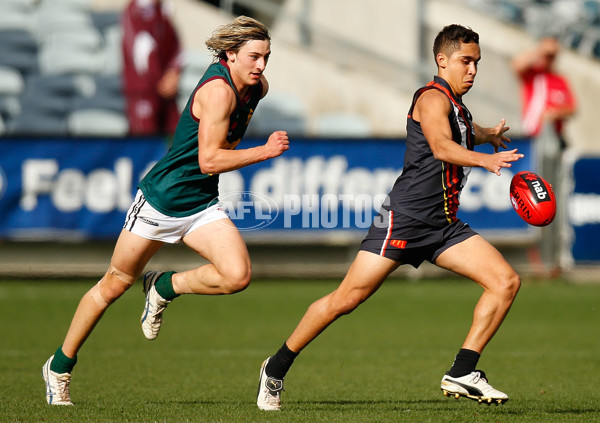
205, 16, 271, 61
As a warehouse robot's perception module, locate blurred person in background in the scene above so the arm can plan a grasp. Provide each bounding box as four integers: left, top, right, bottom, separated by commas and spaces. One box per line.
511, 36, 576, 148
42, 16, 289, 406
257, 24, 523, 411
511, 37, 576, 277
122, 0, 183, 136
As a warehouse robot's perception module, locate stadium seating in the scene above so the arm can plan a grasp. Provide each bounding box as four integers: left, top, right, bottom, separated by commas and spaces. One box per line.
0, 45, 38, 76
0, 0, 128, 137
6, 0, 597, 139
463, 0, 600, 61
8, 112, 69, 137
90, 10, 122, 34
313, 112, 373, 138
67, 109, 128, 137
245, 92, 308, 137
0, 8, 36, 33
0, 66, 25, 96
0, 29, 37, 53
25, 74, 83, 98
102, 24, 123, 75
0, 96, 20, 122
72, 92, 125, 115
0, 1, 312, 138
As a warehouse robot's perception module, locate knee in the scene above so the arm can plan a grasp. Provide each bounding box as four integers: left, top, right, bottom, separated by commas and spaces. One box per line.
99, 266, 136, 303
220, 264, 251, 294
328, 291, 363, 317
498, 271, 521, 300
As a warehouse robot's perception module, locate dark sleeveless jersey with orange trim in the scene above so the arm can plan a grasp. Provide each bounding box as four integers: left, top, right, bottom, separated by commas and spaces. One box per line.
386, 76, 475, 227
138, 59, 262, 217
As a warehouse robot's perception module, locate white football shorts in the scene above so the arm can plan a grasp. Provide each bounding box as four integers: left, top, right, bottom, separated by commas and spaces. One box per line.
123, 189, 229, 243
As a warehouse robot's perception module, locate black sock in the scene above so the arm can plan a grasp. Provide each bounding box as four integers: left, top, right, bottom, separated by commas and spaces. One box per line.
448, 348, 480, 377
265, 342, 298, 379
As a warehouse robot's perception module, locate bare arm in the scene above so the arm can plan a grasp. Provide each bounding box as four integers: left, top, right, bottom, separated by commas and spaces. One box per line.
157, 67, 181, 99
415, 90, 523, 176
511, 47, 540, 75
193, 79, 289, 175
544, 104, 576, 122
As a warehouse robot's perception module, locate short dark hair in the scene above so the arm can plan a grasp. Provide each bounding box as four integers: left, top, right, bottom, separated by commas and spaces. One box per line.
433, 24, 479, 59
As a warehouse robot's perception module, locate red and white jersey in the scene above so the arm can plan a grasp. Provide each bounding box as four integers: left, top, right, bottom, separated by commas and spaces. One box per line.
121, 0, 183, 95
519, 70, 575, 137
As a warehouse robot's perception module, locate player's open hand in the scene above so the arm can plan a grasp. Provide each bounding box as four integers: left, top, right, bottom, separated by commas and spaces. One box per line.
264, 131, 289, 158
489, 118, 511, 153
486, 148, 524, 176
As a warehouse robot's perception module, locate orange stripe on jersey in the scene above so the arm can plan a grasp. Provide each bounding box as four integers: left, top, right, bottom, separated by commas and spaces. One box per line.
441, 162, 461, 223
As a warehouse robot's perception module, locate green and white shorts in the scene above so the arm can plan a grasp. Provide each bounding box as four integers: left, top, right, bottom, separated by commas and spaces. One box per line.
123, 190, 229, 243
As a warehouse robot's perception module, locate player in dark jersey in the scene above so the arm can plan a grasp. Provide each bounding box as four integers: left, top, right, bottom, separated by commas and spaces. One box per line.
257, 24, 523, 410
42, 16, 289, 406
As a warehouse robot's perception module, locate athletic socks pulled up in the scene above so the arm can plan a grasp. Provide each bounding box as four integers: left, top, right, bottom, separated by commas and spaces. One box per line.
50, 346, 77, 374
266, 342, 299, 379
154, 271, 179, 301
448, 348, 480, 377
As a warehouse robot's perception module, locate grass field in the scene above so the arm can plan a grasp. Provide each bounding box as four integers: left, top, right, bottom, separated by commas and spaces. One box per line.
1, 277, 599, 422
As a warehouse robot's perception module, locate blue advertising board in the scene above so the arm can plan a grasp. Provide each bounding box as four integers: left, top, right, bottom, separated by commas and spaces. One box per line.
0, 137, 533, 241
566, 155, 600, 263
0, 138, 168, 240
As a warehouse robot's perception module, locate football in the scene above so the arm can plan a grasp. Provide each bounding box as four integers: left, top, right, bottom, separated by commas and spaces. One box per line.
509, 171, 556, 227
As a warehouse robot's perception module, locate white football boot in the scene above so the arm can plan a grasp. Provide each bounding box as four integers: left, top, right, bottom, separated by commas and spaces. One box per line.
141, 271, 171, 340
256, 357, 284, 410
42, 356, 73, 405
441, 370, 508, 405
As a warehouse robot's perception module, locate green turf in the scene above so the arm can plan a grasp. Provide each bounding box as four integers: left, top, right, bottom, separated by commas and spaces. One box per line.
1, 278, 599, 422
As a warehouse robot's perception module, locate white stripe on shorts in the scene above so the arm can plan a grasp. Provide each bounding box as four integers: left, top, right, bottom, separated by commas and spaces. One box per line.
123, 190, 229, 244
380, 209, 394, 256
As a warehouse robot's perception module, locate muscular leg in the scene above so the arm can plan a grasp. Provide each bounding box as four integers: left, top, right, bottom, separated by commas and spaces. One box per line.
286, 251, 400, 353
172, 218, 252, 295
61, 230, 163, 357
435, 235, 521, 353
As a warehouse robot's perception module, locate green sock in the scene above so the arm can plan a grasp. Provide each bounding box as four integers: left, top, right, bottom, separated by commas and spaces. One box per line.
50, 346, 77, 374
154, 271, 179, 301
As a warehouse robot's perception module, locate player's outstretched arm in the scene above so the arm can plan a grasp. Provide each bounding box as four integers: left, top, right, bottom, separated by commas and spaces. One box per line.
194, 79, 289, 174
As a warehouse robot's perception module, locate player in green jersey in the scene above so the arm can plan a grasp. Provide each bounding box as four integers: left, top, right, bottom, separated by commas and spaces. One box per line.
42, 16, 289, 405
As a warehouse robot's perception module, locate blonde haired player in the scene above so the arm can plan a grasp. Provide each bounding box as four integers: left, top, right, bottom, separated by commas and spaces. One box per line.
42, 16, 289, 405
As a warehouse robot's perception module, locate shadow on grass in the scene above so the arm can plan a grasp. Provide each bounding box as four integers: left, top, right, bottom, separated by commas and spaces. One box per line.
500, 406, 600, 416
142, 398, 450, 408
276, 398, 460, 412
292, 399, 447, 405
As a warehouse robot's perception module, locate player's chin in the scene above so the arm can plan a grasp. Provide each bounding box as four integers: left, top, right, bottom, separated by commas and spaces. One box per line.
248, 74, 262, 84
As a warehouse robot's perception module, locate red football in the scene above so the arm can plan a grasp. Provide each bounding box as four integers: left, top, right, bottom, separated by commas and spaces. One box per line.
509, 171, 556, 227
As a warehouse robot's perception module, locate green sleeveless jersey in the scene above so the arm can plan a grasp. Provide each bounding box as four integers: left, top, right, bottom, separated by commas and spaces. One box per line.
138, 59, 263, 217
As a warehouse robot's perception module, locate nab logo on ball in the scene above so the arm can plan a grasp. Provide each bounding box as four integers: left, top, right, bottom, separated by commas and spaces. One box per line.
509, 171, 556, 227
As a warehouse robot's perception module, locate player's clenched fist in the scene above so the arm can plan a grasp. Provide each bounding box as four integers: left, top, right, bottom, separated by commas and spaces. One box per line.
264, 131, 289, 158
